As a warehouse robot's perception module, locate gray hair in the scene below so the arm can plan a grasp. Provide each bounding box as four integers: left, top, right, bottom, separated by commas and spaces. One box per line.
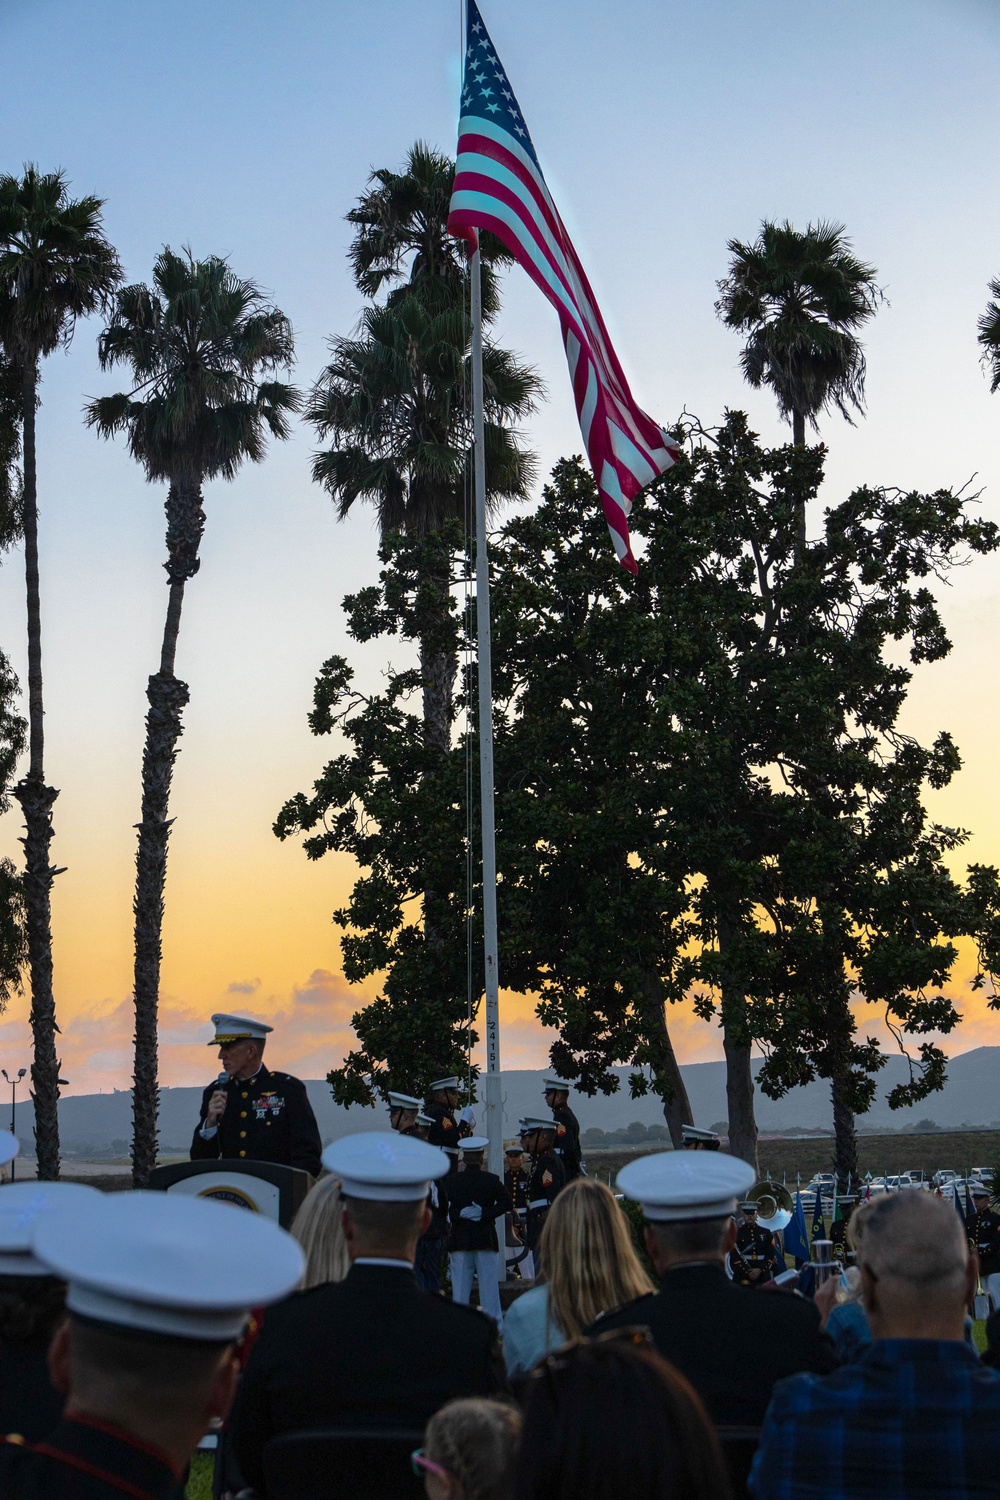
860, 1190, 968, 1296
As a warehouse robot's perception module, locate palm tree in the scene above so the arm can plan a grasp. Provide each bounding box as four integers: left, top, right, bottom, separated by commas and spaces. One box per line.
977, 278, 1000, 391
716, 219, 881, 537
0, 166, 122, 1179
310, 144, 539, 759
86, 248, 299, 1185
716, 219, 881, 1169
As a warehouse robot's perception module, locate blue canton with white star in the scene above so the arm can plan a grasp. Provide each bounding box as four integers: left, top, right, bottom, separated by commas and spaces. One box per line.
462, 0, 541, 170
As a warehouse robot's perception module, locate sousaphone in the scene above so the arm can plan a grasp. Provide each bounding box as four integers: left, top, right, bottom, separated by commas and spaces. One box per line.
747, 1179, 793, 1233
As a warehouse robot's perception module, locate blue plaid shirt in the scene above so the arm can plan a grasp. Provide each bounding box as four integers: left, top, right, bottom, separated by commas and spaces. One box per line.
749, 1339, 1000, 1499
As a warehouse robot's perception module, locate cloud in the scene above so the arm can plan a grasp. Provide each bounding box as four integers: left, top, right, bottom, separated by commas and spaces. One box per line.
227, 979, 261, 996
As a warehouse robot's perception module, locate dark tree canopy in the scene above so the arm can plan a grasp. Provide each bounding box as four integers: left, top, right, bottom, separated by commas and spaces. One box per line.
486, 419, 1000, 1168
275, 527, 479, 1105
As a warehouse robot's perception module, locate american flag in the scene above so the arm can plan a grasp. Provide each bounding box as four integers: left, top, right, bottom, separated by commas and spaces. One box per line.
447, 0, 678, 574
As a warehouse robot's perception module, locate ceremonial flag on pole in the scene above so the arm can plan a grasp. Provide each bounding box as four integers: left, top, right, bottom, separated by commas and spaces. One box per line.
811, 1187, 826, 1241
447, 0, 679, 574
784, 1191, 811, 1264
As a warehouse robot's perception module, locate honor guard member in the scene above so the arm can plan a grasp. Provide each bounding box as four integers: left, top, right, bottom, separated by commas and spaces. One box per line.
0, 1189, 302, 1500
191, 1013, 322, 1178
733, 1199, 778, 1285
231, 1131, 506, 1492
681, 1125, 721, 1151
0, 1176, 102, 1444
447, 1137, 512, 1328
592, 1151, 835, 1426
409, 1112, 450, 1295
542, 1076, 583, 1182
387, 1092, 422, 1134
504, 1142, 533, 1279
830, 1196, 858, 1265
521, 1118, 567, 1253
970, 1182, 1000, 1310
425, 1075, 473, 1155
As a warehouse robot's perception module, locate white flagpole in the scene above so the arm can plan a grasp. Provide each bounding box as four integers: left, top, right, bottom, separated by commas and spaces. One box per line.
470, 244, 503, 1179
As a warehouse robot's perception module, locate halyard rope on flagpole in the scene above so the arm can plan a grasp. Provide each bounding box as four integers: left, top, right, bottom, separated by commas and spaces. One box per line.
470, 241, 503, 1179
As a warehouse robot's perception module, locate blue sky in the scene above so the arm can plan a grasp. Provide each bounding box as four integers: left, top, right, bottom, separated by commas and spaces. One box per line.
0, 0, 999, 1090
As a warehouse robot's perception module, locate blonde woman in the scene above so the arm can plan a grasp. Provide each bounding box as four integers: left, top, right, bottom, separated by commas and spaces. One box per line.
503, 1178, 654, 1376
288, 1174, 350, 1288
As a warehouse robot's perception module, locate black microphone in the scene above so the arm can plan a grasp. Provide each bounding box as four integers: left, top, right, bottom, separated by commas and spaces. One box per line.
214, 1071, 229, 1091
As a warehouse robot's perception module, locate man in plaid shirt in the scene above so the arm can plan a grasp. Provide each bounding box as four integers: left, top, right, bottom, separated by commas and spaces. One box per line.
750, 1190, 1000, 1498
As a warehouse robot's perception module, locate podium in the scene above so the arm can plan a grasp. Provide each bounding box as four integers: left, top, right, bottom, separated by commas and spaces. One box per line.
147, 1160, 312, 1228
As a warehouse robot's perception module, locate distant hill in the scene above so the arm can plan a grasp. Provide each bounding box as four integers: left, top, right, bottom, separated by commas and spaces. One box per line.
18, 1045, 1000, 1158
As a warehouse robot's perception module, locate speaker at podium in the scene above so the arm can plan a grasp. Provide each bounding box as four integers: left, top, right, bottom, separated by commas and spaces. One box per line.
148, 1159, 312, 1229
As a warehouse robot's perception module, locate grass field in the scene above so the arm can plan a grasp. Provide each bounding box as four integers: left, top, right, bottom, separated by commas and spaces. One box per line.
585, 1131, 1000, 1185
186, 1454, 212, 1499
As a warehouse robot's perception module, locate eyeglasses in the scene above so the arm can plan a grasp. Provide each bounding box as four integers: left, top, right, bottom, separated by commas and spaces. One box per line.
411, 1448, 449, 1480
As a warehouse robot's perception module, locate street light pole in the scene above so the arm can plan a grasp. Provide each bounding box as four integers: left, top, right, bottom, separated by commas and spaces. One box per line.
1, 1068, 26, 1181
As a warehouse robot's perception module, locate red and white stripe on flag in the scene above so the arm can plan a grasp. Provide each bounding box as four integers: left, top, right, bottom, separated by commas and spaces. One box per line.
447, 0, 678, 574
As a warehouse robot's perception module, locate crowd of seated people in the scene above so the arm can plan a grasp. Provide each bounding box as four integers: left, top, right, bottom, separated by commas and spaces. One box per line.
3, 1123, 1000, 1500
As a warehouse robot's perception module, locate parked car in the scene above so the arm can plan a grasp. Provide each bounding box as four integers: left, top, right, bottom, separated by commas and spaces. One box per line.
933, 1169, 958, 1187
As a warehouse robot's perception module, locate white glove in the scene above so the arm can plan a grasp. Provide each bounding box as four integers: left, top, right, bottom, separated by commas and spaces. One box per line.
459, 1204, 483, 1221
459, 1106, 476, 1127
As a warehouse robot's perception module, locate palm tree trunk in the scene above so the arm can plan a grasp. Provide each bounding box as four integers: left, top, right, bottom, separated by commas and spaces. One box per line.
792, 408, 806, 548
419, 552, 457, 947
718, 909, 759, 1171
131, 480, 202, 1187
640, 970, 693, 1148
13, 356, 61, 1180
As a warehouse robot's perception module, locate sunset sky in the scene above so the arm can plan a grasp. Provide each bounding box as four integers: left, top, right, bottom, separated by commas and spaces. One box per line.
0, 0, 999, 1102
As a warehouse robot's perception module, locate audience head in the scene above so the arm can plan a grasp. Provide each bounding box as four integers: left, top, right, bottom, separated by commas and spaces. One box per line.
520, 1121, 557, 1157
516, 1332, 731, 1500
459, 1137, 489, 1172
0, 1181, 104, 1349
617, 1151, 753, 1276
290, 1175, 351, 1289
322, 1131, 449, 1264
388, 1091, 422, 1134
429, 1075, 463, 1109
539, 1178, 654, 1339
32, 1190, 303, 1471
858, 1189, 974, 1341
210, 1013, 272, 1080
418, 1398, 521, 1500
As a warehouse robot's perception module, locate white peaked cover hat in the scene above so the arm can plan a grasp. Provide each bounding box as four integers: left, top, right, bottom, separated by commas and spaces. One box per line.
33, 1190, 304, 1341
0, 1181, 102, 1276
617, 1151, 755, 1222
322, 1131, 449, 1202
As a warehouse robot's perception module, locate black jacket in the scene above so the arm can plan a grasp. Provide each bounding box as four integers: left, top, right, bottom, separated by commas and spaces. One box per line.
732, 1222, 778, 1284
0, 1338, 64, 1444
424, 1102, 471, 1153
447, 1166, 512, 1252
0, 1414, 182, 1498
552, 1102, 582, 1180
231, 1262, 507, 1494
591, 1261, 836, 1426
525, 1148, 566, 1250
190, 1064, 322, 1177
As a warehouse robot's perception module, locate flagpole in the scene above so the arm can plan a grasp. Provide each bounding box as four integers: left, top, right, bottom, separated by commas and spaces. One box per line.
471, 244, 503, 1179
